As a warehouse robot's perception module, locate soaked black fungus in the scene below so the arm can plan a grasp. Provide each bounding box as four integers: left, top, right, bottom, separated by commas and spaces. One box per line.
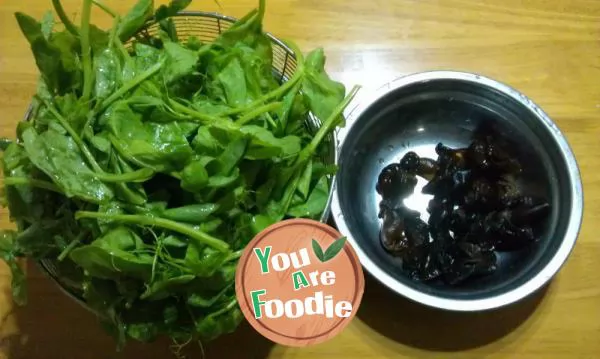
376, 137, 551, 286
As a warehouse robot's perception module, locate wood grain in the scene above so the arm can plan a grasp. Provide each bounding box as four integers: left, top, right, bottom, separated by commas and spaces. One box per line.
1, 0, 599, 358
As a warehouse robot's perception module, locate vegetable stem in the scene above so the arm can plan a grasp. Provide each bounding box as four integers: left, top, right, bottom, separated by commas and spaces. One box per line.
80, 0, 94, 103
265, 113, 277, 130
39, 97, 104, 173
226, 250, 243, 262
236, 102, 282, 126
111, 17, 133, 64
168, 100, 226, 125
149, 231, 162, 283
300, 85, 361, 163
108, 15, 121, 50
275, 85, 360, 217
219, 68, 305, 117
258, 0, 266, 20
58, 231, 86, 261
107, 153, 147, 205
96, 61, 165, 113
108, 134, 166, 172
115, 39, 132, 63
3, 177, 62, 193
283, 39, 306, 65
280, 170, 302, 217
141, 82, 230, 126
96, 168, 155, 183
92, 0, 117, 17
51, 0, 79, 36
75, 211, 231, 252
212, 298, 238, 317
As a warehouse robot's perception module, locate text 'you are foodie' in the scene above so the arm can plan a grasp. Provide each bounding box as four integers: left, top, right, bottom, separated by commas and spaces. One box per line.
235, 219, 364, 347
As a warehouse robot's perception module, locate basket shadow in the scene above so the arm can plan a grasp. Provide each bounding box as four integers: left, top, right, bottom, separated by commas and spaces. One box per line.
6, 261, 274, 359
356, 271, 548, 352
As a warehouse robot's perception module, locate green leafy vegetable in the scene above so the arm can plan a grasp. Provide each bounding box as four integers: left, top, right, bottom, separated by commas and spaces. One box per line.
155, 0, 192, 21
1, 0, 360, 352
118, 0, 154, 42
15, 12, 81, 95
21, 127, 114, 203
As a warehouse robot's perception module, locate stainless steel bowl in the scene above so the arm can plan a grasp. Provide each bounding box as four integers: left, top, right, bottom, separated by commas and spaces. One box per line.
331, 71, 583, 311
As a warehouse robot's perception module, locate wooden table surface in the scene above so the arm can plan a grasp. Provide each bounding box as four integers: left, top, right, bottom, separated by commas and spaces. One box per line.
1, 0, 599, 358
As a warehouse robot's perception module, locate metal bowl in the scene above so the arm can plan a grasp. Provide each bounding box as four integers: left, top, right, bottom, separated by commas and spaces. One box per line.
330, 71, 583, 311
32, 11, 336, 311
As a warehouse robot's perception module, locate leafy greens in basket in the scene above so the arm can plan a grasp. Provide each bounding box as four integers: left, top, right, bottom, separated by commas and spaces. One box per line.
0, 0, 359, 349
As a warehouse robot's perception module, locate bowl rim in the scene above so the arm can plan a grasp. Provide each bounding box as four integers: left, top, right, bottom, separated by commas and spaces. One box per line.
330, 70, 584, 312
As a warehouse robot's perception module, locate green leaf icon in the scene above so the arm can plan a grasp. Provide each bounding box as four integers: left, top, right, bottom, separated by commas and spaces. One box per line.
312, 239, 325, 262
323, 236, 347, 261
312, 236, 347, 263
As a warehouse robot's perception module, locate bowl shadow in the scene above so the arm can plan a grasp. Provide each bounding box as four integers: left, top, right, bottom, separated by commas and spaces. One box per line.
3, 260, 275, 359
356, 271, 548, 352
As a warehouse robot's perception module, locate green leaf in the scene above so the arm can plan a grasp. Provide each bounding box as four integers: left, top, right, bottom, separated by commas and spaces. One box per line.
210, 137, 248, 175
159, 18, 179, 42
96, 202, 124, 233
155, 0, 192, 21
53, 93, 89, 134
250, 213, 275, 235
126, 323, 160, 343
0, 231, 27, 306
238, 125, 301, 160
216, 56, 249, 107
109, 153, 148, 205
301, 48, 346, 125
89, 25, 110, 54
187, 284, 232, 308
140, 273, 195, 300
208, 167, 240, 188
276, 82, 301, 135
40, 10, 54, 40
69, 242, 154, 280
133, 43, 162, 72
288, 175, 329, 218
90, 133, 112, 153
311, 239, 325, 262
21, 127, 114, 203
182, 246, 228, 277
323, 236, 347, 262
197, 218, 223, 234
214, 0, 268, 54
162, 41, 198, 83
15, 13, 81, 94
93, 47, 120, 102
180, 160, 209, 192
107, 102, 193, 171
0, 138, 13, 151
93, 226, 144, 251
118, 0, 154, 42
1, 143, 45, 222
161, 204, 219, 224
192, 126, 224, 156
195, 300, 243, 341
297, 159, 312, 200
15, 12, 45, 46
8, 258, 27, 306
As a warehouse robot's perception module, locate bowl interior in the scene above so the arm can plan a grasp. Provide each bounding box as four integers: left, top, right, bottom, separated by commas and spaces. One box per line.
336, 77, 574, 301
